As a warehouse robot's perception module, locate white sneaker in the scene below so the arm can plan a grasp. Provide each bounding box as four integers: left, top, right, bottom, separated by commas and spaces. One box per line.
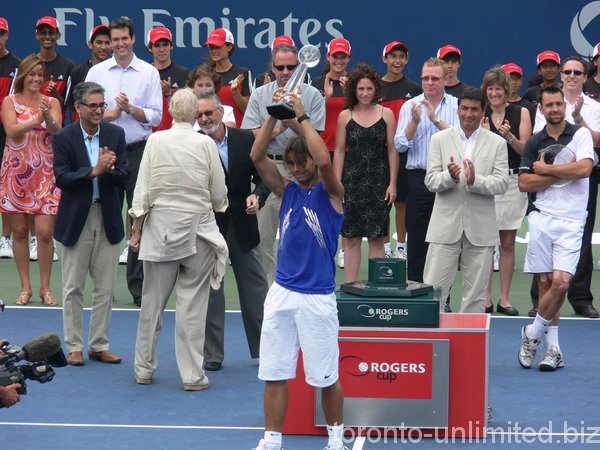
393, 247, 407, 260
251, 439, 281, 450
337, 249, 344, 269
0, 236, 13, 258
52, 239, 59, 261
539, 345, 564, 371
493, 245, 500, 272
119, 245, 129, 265
323, 446, 349, 450
29, 236, 38, 261
385, 245, 393, 258
518, 325, 541, 369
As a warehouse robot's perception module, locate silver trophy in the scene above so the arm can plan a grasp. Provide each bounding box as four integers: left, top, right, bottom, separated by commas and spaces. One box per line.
539, 144, 576, 188
267, 44, 321, 120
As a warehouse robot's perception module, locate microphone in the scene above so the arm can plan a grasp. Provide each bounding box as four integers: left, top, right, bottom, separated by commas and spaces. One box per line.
21, 333, 63, 362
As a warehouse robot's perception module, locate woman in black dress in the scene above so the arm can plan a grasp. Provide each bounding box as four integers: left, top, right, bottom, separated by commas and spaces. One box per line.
333, 64, 398, 282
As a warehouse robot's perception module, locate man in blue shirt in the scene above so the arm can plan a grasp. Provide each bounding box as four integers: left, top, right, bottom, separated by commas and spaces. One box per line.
250, 92, 345, 450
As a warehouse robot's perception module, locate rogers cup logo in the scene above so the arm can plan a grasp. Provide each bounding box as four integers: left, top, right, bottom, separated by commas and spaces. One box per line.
340, 355, 426, 383
571, 2, 600, 57
357, 304, 408, 321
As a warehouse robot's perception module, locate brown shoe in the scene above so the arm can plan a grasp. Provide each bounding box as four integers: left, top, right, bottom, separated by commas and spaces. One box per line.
67, 351, 85, 366
88, 350, 122, 364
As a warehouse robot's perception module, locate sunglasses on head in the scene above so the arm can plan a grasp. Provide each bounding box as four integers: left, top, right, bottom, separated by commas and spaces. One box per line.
273, 64, 298, 72
562, 69, 584, 76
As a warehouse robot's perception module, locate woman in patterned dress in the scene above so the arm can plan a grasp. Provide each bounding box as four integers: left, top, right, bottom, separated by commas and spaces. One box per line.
333, 64, 398, 282
0, 54, 62, 306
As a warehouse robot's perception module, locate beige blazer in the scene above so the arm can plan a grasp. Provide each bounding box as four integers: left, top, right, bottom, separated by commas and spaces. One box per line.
424, 126, 509, 247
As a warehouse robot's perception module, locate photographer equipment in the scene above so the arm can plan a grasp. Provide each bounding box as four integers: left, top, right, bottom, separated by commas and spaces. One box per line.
0, 332, 67, 407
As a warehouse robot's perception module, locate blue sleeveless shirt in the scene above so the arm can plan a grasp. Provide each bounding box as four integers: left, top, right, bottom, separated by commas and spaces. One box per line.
275, 181, 343, 294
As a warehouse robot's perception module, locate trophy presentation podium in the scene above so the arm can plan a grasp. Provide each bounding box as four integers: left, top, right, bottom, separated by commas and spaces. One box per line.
283, 259, 491, 439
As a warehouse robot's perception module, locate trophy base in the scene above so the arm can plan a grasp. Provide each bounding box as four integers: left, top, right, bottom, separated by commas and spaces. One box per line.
267, 101, 296, 120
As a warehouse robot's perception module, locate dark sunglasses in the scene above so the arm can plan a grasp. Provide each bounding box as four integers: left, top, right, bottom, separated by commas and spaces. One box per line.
273, 64, 298, 72
81, 102, 108, 110
562, 70, 584, 76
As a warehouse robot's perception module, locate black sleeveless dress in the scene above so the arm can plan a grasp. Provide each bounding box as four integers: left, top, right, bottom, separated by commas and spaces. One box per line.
341, 112, 391, 238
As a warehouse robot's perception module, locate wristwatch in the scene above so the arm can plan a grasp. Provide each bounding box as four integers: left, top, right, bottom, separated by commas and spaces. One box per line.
432, 116, 441, 127
297, 113, 310, 123
127, 105, 135, 115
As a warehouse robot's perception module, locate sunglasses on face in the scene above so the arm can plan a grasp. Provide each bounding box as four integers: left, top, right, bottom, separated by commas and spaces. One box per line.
197, 110, 217, 118
562, 70, 584, 76
421, 76, 442, 82
273, 64, 298, 72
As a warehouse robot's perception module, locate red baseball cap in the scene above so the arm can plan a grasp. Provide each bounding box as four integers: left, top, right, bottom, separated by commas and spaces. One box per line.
0, 17, 8, 32
148, 26, 172, 45
271, 35, 295, 50
536, 50, 560, 66
592, 43, 600, 61
502, 62, 523, 77
382, 41, 409, 57
89, 24, 109, 42
437, 44, 461, 60
36, 16, 59, 30
203, 28, 234, 47
328, 37, 351, 56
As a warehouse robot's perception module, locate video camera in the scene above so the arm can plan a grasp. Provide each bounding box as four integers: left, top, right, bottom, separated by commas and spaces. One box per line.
0, 332, 67, 407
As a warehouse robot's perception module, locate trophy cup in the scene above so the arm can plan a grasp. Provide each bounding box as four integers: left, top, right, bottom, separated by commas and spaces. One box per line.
267, 44, 321, 120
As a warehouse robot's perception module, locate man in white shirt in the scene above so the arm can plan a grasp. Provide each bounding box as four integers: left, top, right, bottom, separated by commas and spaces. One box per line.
530, 56, 600, 319
86, 16, 162, 307
518, 84, 595, 371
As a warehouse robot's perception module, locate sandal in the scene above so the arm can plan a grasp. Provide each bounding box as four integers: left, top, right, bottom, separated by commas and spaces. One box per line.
15, 291, 32, 305
40, 291, 58, 307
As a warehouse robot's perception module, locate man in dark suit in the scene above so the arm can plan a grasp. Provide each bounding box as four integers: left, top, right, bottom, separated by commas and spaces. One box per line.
196, 91, 270, 371
53, 81, 129, 366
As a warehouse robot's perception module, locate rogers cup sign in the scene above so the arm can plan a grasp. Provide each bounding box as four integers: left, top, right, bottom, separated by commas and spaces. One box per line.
339, 340, 433, 400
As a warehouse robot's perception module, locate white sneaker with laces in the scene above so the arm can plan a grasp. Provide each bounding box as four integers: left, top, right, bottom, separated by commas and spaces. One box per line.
119, 245, 129, 265
539, 345, 564, 371
493, 245, 500, 272
0, 236, 13, 258
323, 446, 349, 450
29, 236, 38, 261
251, 439, 281, 450
384, 246, 393, 258
518, 325, 541, 369
337, 249, 344, 269
393, 247, 407, 260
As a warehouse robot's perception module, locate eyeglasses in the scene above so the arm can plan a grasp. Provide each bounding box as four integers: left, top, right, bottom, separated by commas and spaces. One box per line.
273, 64, 298, 72
197, 110, 217, 118
562, 69, 584, 76
80, 102, 108, 110
421, 76, 442, 82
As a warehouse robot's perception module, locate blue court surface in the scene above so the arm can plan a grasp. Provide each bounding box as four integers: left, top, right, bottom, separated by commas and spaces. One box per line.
1, 307, 599, 449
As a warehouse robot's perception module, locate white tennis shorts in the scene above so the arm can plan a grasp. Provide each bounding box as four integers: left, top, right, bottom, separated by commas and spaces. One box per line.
524, 211, 584, 276
258, 282, 340, 388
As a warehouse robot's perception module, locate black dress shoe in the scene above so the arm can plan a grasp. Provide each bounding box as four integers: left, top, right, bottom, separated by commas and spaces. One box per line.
203, 361, 222, 371
485, 304, 493, 314
578, 305, 600, 318
528, 307, 538, 318
497, 304, 519, 316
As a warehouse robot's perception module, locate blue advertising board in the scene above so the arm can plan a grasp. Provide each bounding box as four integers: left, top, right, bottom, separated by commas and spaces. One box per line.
2, 0, 599, 88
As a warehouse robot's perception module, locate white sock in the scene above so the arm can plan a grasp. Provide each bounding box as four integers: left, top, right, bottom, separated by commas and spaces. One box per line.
384, 242, 391, 251
327, 423, 344, 448
527, 314, 551, 340
263, 431, 282, 450
544, 326, 560, 351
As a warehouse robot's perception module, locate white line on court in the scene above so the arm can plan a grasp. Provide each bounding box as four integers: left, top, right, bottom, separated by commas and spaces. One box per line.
351, 436, 366, 449
0, 422, 263, 430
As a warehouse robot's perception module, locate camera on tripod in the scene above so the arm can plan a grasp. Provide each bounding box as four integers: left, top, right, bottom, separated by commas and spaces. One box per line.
0, 333, 67, 407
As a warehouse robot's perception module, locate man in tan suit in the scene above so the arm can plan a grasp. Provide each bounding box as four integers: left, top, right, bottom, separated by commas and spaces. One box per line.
423, 88, 509, 313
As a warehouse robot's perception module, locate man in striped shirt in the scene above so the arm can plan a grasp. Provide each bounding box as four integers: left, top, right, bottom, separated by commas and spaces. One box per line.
394, 57, 458, 283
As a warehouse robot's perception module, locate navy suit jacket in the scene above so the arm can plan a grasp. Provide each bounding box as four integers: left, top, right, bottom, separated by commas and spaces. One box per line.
53, 121, 129, 247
